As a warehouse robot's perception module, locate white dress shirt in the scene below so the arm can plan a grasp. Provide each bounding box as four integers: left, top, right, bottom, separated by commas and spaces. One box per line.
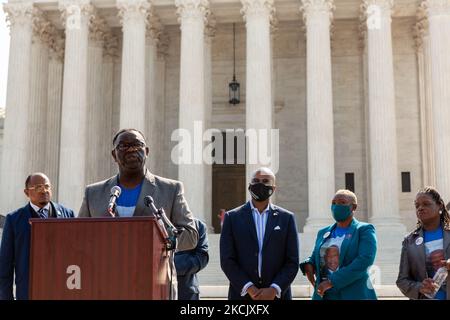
30, 202, 51, 218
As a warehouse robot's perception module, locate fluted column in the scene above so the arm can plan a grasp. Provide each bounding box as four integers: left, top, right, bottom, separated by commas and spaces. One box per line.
0, 2, 34, 215
145, 13, 161, 173
117, 0, 150, 131
415, 4, 436, 187
204, 14, 215, 229
156, 33, 169, 176
300, 0, 335, 231
45, 33, 65, 198
175, 0, 209, 221
28, 9, 51, 173
241, 0, 275, 187
362, 0, 404, 229
86, 14, 106, 184
425, 0, 450, 202
103, 32, 119, 177
58, 0, 93, 211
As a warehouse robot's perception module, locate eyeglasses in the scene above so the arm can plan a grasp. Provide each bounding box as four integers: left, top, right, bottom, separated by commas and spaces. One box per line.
251, 178, 272, 185
28, 184, 52, 192
115, 142, 145, 152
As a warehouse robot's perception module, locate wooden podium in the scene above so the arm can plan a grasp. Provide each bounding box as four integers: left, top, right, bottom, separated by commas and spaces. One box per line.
29, 217, 170, 300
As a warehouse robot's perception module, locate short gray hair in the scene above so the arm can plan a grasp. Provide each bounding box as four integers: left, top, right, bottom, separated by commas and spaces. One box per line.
251, 167, 276, 181
334, 189, 357, 204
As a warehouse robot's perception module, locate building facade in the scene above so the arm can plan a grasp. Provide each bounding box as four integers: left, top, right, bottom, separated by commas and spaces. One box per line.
1, 0, 450, 286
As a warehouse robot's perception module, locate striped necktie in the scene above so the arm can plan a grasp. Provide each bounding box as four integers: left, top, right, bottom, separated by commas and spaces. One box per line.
38, 208, 48, 219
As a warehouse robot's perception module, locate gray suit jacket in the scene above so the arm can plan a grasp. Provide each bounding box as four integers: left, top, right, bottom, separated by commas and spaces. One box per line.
78, 169, 198, 252
397, 226, 450, 299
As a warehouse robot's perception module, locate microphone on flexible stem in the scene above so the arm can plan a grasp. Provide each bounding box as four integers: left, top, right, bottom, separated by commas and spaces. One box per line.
144, 195, 180, 250
107, 186, 121, 217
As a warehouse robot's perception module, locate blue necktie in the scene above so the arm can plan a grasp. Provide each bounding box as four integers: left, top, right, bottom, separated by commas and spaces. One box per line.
38, 208, 48, 219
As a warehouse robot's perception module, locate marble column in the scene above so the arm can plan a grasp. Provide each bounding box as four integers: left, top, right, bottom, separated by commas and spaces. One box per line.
28, 9, 51, 174
86, 14, 106, 184
1, 2, 34, 215
58, 0, 93, 212
241, 0, 275, 187
110, 46, 122, 176
300, 0, 335, 231
175, 0, 209, 221
103, 32, 119, 177
156, 33, 169, 176
425, 0, 450, 202
204, 14, 215, 229
117, 0, 150, 131
362, 0, 404, 229
145, 13, 160, 173
415, 4, 436, 187
45, 33, 65, 198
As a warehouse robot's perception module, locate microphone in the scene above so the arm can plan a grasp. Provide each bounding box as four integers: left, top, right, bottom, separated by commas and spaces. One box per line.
144, 195, 159, 215
144, 195, 180, 250
107, 186, 121, 217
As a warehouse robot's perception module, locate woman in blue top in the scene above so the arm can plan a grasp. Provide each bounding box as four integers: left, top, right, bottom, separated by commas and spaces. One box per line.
397, 187, 450, 300
300, 189, 377, 300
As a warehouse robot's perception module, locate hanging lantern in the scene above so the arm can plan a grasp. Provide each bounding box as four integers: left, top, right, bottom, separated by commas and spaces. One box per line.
228, 23, 240, 105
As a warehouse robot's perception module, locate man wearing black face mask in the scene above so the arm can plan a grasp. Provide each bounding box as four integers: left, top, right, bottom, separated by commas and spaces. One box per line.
220, 167, 299, 300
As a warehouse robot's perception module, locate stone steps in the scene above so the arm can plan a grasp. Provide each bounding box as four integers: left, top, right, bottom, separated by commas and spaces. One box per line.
198, 233, 402, 286
198, 285, 406, 299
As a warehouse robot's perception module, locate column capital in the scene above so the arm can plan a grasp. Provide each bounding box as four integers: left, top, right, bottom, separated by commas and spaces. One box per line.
241, 0, 275, 22
359, 0, 393, 45
300, 0, 335, 24
270, 15, 279, 34
117, 0, 151, 25
425, 0, 450, 16
358, 5, 367, 51
413, 2, 429, 52
3, 1, 34, 27
89, 13, 108, 45
146, 11, 163, 41
49, 31, 65, 61
175, 0, 210, 24
59, 0, 94, 29
103, 31, 119, 60
204, 12, 216, 38
361, 0, 393, 16
32, 8, 56, 47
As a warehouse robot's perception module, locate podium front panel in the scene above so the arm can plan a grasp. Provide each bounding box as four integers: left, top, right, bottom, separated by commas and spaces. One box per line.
29, 217, 169, 299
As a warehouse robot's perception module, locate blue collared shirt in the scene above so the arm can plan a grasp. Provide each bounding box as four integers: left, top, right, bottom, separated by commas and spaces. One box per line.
250, 200, 270, 278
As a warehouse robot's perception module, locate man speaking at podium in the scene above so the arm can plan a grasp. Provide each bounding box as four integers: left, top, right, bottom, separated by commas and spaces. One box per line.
78, 128, 198, 252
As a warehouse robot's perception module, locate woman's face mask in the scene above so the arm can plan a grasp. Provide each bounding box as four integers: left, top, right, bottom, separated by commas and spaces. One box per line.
331, 204, 353, 222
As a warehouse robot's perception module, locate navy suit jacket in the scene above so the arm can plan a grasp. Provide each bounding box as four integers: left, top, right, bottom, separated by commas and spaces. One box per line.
220, 202, 299, 300
0, 202, 74, 300
175, 219, 209, 300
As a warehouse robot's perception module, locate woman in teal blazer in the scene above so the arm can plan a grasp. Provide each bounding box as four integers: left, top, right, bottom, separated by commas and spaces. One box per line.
300, 189, 377, 300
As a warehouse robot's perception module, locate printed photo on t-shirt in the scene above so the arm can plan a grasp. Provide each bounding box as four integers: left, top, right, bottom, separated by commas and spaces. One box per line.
319, 229, 348, 281
425, 239, 444, 278
423, 229, 447, 300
